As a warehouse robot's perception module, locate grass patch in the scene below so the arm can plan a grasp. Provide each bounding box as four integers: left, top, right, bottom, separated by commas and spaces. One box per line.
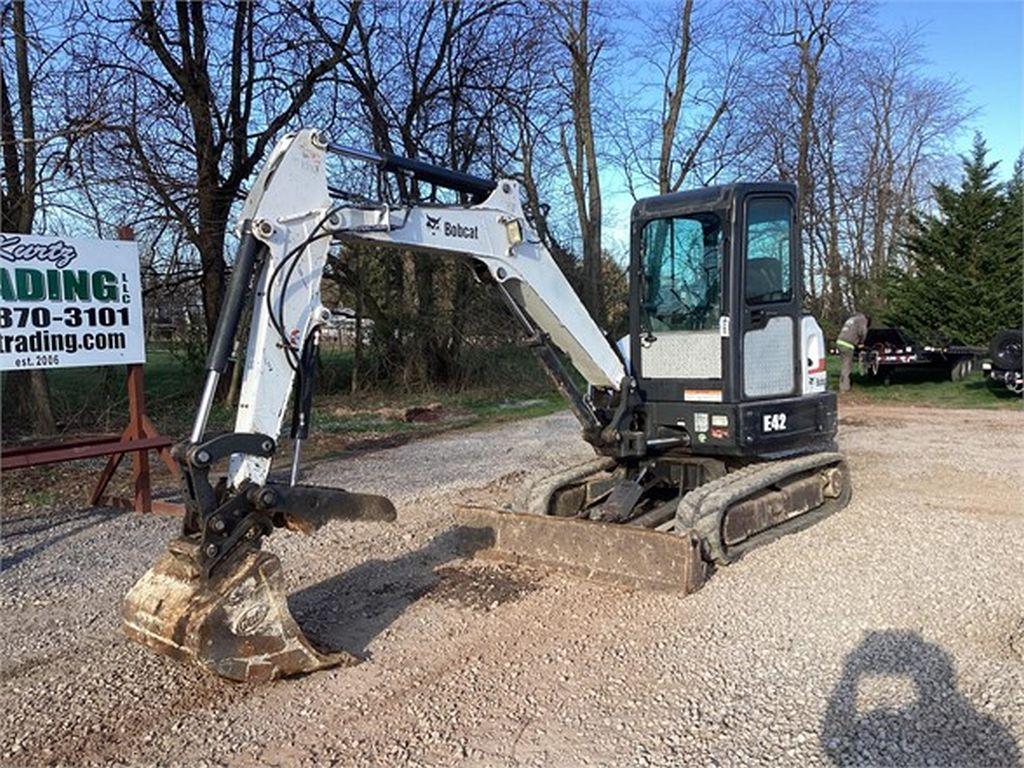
826, 355, 1020, 410
24, 488, 60, 507
317, 414, 422, 435
458, 393, 566, 422
313, 389, 564, 437
27, 342, 566, 449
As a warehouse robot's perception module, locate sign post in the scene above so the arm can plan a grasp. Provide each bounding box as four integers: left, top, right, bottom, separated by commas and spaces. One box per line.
0, 231, 180, 514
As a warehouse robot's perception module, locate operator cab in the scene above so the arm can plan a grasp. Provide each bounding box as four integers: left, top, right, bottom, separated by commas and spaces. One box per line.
626, 183, 834, 458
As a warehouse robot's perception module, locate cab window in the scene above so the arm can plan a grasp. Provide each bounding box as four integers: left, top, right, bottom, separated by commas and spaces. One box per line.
745, 198, 792, 305
641, 213, 722, 331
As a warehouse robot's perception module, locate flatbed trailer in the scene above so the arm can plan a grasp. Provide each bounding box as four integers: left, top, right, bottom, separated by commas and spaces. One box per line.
857, 327, 983, 384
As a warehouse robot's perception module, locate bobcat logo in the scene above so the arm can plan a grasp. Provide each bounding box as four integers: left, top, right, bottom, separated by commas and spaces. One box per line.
426, 215, 441, 232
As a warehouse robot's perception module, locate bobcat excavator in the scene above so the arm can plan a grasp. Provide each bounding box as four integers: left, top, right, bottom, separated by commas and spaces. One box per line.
124, 129, 850, 682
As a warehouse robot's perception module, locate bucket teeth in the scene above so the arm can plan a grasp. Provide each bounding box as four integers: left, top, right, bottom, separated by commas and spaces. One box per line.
123, 540, 354, 682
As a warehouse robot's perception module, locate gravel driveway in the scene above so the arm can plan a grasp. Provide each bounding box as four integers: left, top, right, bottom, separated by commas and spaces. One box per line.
2, 403, 1022, 767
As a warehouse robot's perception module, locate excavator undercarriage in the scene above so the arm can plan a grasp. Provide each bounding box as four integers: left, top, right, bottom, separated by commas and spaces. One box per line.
459, 451, 849, 592
123, 129, 853, 682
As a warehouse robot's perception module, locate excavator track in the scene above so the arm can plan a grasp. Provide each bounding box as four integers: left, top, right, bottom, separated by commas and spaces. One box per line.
675, 452, 850, 565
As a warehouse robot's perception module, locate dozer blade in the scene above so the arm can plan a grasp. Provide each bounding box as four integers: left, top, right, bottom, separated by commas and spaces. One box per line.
454, 458, 704, 592
456, 506, 706, 593
123, 539, 355, 682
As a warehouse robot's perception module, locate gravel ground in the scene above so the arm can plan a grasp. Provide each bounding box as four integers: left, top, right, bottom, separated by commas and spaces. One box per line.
1, 403, 1022, 767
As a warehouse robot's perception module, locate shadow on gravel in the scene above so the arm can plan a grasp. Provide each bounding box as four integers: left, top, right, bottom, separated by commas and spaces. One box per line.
822, 630, 1021, 767
287, 525, 491, 658
0, 507, 121, 574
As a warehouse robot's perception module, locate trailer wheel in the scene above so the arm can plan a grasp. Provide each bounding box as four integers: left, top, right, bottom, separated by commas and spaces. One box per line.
950, 359, 967, 382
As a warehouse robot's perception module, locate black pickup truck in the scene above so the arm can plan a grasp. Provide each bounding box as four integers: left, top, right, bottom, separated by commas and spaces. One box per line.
981, 329, 1023, 395
856, 327, 983, 384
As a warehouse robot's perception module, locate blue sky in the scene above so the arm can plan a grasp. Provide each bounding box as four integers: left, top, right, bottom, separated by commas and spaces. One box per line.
600, 0, 1023, 252
877, 0, 1022, 175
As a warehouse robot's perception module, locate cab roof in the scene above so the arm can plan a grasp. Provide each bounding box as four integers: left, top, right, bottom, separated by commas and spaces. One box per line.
631, 182, 797, 221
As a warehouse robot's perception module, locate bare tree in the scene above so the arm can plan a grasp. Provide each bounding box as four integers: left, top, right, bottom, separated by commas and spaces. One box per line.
547, 0, 606, 322
841, 28, 969, 311
308, 0, 540, 385
742, 0, 863, 325
68, 1, 359, 344
615, 0, 748, 197
1, 3, 97, 435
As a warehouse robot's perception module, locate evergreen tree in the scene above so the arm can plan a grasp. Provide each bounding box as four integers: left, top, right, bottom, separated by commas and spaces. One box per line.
887, 135, 1023, 345
997, 153, 1024, 326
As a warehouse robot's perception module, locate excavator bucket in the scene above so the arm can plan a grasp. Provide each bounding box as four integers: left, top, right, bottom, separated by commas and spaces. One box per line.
123, 539, 356, 682
124, 487, 397, 682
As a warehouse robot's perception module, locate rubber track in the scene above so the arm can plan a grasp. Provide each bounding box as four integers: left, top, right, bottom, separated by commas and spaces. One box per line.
674, 452, 849, 566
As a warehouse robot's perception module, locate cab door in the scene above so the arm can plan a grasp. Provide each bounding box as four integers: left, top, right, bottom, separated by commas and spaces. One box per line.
739, 194, 800, 400
634, 211, 726, 395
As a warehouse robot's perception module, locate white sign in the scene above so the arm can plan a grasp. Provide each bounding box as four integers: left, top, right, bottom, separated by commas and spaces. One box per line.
0, 233, 146, 371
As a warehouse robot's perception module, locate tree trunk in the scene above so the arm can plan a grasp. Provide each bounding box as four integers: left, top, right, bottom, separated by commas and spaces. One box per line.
351, 253, 363, 395
559, 0, 604, 324
0, 4, 57, 437
658, 0, 694, 195
2, 370, 57, 437
414, 257, 443, 383
196, 195, 232, 397
195, 194, 232, 343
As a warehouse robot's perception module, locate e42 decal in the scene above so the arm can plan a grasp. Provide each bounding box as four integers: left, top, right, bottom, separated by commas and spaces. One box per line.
762, 413, 788, 433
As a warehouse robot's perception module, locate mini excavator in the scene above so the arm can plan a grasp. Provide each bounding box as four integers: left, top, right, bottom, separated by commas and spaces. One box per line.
124, 129, 850, 681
